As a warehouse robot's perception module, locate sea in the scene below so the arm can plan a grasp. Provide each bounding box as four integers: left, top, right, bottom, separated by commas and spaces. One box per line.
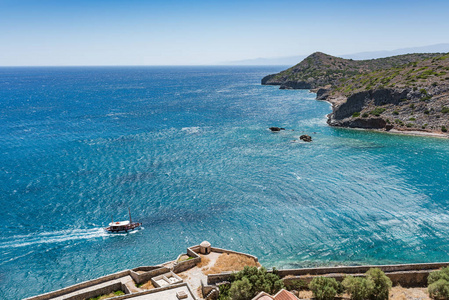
1, 66, 449, 299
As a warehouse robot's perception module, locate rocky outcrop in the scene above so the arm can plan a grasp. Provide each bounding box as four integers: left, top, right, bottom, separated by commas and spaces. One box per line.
269, 127, 285, 132
299, 135, 312, 142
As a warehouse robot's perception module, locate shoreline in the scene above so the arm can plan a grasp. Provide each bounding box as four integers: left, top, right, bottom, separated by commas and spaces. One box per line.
321, 98, 449, 139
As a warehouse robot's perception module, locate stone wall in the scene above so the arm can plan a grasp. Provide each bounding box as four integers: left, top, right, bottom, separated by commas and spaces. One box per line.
24, 270, 131, 300
173, 246, 201, 273
105, 282, 197, 300
210, 247, 259, 263
275, 262, 449, 277
208, 262, 449, 287
130, 266, 170, 284
64, 282, 123, 300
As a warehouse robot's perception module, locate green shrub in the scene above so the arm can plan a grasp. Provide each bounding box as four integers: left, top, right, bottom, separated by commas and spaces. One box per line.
221, 266, 284, 300
410, 103, 415, 109
441, 107, 449, 114
352, 112, 361, 118
420, 88, 428, 95
424, 110, 430, 114
309, 277, 343, 300
442, 126, 448, 133
393, 111, 399, 115
409, 117, 416, 121
370, 107, 386, 116
284, 279, 308, 291
343, 276, 374, 300
228, 277, 253, 300
362, 113, 369, 118
365, 268, 392, 300
429, 267, 449, 285
406, 123, 413, 128
429, 279, 449, 299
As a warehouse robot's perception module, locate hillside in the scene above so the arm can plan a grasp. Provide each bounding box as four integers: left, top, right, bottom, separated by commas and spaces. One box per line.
262, 52, 449, 134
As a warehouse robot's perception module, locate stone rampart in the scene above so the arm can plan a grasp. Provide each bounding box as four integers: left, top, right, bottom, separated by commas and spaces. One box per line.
130, 266, 170, 284
208, 262, 449, 287
210, 247, 259, 263
173, 246, 201, 273
24, 270, 131, 300
275, 262, 449, 277
64, 282, 122, 300
107, 282, 197, 300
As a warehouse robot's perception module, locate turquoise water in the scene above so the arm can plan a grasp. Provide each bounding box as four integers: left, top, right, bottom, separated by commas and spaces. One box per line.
1, 66, 449, 299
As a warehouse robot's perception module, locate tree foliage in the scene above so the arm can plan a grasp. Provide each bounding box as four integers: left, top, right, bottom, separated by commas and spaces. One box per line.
219, 266, 284, 300
365, 268, 392, 300
342, 276, 374, 300
428, 267, 449, 299
309, 277, 343, 300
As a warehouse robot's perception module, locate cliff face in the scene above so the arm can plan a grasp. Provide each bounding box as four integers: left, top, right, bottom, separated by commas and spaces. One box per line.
262, 52, 449, 133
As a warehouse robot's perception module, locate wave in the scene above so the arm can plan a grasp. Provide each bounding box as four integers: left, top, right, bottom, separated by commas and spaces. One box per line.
0, 228, 108, 249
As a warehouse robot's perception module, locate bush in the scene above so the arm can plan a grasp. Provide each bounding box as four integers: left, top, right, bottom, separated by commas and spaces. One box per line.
309, 277, 343, 300
362, 113, 369, 118
229, 277, 253, 300
370, 107, 386, 116
442, 107, 449, 114
442, 126, 448, 133
284, 279, 308, 291
410, 103, 415, 109
343, 276, 374, 300
365, 268, 392, 300
393, 111, 399, 115
429, 267, 449, 283
406, 123, 414, 128
352, 112, 361, 118
220, 267, 284, 300
409, 117, 416, 121
424, 110, 430, 114
429, 279, 449, 299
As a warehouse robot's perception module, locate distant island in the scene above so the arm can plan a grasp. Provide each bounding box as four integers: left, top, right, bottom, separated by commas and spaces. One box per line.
262, 52, 449, 135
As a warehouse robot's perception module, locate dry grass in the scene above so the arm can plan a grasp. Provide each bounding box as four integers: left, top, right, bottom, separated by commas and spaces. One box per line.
202, 253, 260, 275
297, 290, 313, 299
390, 286, 430, 300
140, 281, 155, 290
196, 255, 211, 268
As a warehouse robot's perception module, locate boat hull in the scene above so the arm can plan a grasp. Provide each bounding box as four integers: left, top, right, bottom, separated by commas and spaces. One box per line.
104, 222, 142, 233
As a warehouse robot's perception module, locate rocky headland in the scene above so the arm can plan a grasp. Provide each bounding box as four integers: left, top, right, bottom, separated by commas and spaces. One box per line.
262, 52, 449, 135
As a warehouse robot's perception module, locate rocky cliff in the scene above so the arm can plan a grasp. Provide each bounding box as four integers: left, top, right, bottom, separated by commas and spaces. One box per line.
262, 52, 449, 134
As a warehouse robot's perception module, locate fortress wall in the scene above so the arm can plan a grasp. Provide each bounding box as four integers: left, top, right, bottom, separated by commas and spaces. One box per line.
24, 270, 131, 300
210, 247, 259, 263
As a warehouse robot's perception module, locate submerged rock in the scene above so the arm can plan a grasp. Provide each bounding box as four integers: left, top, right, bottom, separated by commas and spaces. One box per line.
300, 135, 312, 142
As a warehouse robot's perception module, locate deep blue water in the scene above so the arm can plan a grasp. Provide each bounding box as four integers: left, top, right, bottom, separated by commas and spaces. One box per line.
1, 66, 449, 299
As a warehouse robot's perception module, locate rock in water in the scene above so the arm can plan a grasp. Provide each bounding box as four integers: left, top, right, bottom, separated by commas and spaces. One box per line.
269, 127, 285, 132
300, 135, 312, 142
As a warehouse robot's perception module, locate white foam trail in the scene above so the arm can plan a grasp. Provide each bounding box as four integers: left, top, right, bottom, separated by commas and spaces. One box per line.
0, 228, 108, 249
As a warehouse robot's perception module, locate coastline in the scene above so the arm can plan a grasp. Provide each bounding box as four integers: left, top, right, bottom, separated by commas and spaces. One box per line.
321, 98, 449, 139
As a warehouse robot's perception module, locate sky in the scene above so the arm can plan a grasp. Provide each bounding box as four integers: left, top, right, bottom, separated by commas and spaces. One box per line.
0, 0, 449, 66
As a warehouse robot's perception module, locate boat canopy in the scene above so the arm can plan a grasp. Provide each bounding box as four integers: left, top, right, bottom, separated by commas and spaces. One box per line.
109, 220, 130, 227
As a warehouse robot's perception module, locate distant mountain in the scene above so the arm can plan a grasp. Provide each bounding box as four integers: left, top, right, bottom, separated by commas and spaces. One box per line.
228, 44, 449, 65
340, 43, 449, 60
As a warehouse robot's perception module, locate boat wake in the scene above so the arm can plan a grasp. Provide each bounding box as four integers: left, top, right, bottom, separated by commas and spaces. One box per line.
0, 228, 108, 249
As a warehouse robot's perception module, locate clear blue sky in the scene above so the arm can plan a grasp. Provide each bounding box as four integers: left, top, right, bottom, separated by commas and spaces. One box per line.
0, 0, 448, 66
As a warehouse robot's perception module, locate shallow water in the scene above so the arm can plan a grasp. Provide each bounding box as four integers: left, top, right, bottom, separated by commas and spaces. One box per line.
1, 66, 449, 299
